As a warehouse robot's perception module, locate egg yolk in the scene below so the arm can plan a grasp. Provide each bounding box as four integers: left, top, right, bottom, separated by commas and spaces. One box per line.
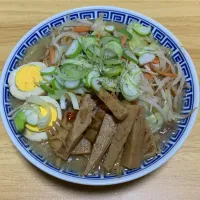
15, 65, 42, 92
26, 105, 58, 132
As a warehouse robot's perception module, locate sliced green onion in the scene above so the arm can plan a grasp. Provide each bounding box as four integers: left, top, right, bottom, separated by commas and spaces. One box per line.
146, 114, 157, 126
105, 25, 115, 33
133, 46, 156, 56
57, 66, 89, 81
88, 46, 101, 58
51, 79, 64, 90
48, 91, 62, 100
121, 77, 140, 101
81, 36, 100, 59
127, 62, 141, 74
86, 70, 100, 87
118, 28, 132, 39
133, 23, 151, 36
64, 80, 80, 89
38, 80, 48, 85
123, 49, 138, 64
82, 78, 86, 85
25, 110, 38, 126
26, 96, 51, 129
55, 75, 64, 86
91, 77, 102, 92
129, 73, 141, 87
61, 59, 93, 69
103, 49, 118, 60
126, 63, 142, 86
60, 94, 67, 110
103, 59, 122, 66
14, 111, 26, 132
146, 112, 164, 133
77, 36, 83, 45
103, 65, 123, 77
82, 36, 99, 49
104, 41, 123, 59
100, 36, 120, 45
66, 92, 79, 110
40, 84, 55, 93
139, 53, 155, 65
128, 30, 148, 50
65, 40, 82, 58
73, 87, 85, 95
42, 75, 54, 82
101, 77, 118, 92
40, 66, 56, 75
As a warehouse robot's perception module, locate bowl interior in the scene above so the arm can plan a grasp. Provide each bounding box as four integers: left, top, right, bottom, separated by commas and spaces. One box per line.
0, 6, 199, 186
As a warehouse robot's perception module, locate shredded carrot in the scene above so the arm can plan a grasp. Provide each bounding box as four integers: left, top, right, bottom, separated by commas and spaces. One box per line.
164, 63, 171, 73
121, 35, 128, 47
148, 63, 157, 72
157, 71, 177, 77
144, 73, 153, 80
72, 26, 91, 32
49, 47, 55, 66
152, 56, 160, 64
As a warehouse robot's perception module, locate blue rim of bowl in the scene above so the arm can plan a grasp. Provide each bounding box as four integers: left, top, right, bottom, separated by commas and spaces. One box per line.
0, 6, 199, 186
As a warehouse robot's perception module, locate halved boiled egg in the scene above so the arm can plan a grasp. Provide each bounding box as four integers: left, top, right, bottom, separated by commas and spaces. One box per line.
24, 96, 62, 142
8, 62, 47, 100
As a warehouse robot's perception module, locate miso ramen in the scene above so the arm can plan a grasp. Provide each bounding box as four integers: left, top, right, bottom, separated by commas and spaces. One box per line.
8, 14, 191, 176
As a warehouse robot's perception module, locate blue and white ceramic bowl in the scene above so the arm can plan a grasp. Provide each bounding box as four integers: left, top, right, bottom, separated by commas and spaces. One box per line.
0, 6, 199, 186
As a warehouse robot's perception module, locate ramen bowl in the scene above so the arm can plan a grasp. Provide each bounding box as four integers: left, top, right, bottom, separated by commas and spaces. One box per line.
0, 6, 199, 186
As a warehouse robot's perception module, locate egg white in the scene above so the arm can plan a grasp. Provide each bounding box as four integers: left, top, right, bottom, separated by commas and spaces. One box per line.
8, 62, 47, 100
24, 96, 62, 142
